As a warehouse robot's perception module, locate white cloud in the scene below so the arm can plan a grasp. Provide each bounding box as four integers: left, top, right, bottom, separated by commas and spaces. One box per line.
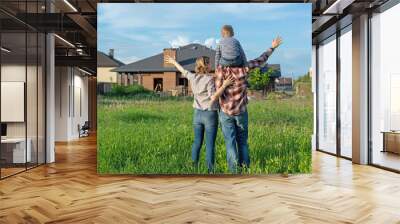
122, 55, 140, 64
168, 36, 220, 49
169, 36, 191, 48
204, 37, 217, 49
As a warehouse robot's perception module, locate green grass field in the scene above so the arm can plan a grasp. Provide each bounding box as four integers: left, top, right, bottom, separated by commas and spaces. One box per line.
98, 95, 313, 174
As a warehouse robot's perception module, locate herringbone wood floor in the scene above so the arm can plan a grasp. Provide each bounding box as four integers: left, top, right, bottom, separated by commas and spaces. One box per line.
1, 135, 400, 224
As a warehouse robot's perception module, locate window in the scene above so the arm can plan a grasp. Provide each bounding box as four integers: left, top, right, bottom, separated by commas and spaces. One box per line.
178, 78, 188, 87
0, 2, 46, 179
370, 3, 400, 171
317, 35, 337, 154
339, 26, 352, 158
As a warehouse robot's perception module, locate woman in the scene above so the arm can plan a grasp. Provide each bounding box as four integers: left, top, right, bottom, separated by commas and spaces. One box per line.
165, 56, 233, 173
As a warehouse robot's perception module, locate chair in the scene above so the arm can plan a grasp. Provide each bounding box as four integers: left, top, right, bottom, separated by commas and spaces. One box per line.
78, 121, 90, 138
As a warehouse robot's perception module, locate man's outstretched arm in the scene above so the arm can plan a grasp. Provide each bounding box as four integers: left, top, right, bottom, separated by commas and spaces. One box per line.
247, 36, 283, 70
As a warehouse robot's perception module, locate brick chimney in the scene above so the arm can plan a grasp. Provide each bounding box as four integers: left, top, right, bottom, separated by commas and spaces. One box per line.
163, 48, 176, 67
109, 49, 114, 59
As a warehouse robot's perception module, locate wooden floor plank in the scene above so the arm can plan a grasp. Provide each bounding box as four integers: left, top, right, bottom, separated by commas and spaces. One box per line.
0, 135, 399, 223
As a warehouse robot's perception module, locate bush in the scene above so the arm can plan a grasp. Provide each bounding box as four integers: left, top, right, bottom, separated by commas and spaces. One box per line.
107, 84, 153, 97
248, 68, 272, 95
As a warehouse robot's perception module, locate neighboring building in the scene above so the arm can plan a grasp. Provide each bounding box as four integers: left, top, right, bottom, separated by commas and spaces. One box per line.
113, 44, 216, 95
97, 50, 125, 94
275, 77, 293, 91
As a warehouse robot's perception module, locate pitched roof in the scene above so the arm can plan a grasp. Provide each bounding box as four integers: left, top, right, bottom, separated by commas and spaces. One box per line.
260, 64, 281, 78
97, 51, 125, 67
113, 43, 216, 73
112, 43, 282, 76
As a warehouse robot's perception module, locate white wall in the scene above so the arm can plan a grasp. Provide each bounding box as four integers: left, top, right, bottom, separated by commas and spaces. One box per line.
71, 72, 89, 138
1, 63, 46, 164
55, 66, 69, 141
1, 65, 38, 137
55, 66, 89, 141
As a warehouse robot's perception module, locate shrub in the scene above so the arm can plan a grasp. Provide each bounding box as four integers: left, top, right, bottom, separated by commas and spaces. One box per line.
107, 84, 153, 97
248, 68, 272, 94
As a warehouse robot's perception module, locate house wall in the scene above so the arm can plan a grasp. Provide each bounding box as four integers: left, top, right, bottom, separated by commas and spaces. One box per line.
121, 74, 128, 86
164, 72, 177, 91
125, 71, 218, 95
141, 72, 178, 91
97, 67, 117, 83
140, 72, 216, 95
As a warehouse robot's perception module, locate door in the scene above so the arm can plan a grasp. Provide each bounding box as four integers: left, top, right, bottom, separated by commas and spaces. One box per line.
154, 78, 163, 92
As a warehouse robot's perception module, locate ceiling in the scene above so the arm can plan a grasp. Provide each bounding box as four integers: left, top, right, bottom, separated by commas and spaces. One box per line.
1, 0, 393, 73
310, 0, 390, 43
1, 0, 98, 73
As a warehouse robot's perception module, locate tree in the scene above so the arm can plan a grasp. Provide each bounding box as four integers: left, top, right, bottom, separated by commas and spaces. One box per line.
248, 67, 273, 96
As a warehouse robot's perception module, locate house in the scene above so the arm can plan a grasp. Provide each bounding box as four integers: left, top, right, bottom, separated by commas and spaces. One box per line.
114, 43, 282, 95
97, 49, 125, 94
275, 77, 293, 91
113, 43, 216, 95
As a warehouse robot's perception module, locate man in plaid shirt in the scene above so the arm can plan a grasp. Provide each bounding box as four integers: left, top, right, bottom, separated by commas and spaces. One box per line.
215, 37, 283, 173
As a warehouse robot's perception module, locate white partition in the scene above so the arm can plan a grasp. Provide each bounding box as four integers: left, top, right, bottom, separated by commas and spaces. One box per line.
1, 82, 25, 122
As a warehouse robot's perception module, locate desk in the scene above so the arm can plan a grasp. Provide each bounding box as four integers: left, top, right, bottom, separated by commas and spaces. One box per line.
382, 131, 400, 154
1, 138, 31, 163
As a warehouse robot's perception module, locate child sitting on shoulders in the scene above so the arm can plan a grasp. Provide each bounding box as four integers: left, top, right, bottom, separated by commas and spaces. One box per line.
215, 25, 247, 68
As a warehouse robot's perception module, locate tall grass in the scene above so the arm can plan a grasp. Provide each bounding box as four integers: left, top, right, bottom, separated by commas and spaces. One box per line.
98, 97, 312, 174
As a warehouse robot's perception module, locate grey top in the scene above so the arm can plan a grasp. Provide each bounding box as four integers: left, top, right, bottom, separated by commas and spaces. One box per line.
182, 70, 218, 111
215, 37, 247, 66
97, 51, 125, 68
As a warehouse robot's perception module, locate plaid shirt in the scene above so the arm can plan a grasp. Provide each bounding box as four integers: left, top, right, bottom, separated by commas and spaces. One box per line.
215, 48, 275, 116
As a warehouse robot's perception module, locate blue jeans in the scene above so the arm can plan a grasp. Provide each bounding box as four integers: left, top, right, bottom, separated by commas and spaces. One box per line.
192, 109, 218, 172
219, 110, 249, 173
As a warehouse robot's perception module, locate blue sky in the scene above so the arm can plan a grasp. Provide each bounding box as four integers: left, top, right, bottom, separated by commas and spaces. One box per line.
98, 3, 311, 77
